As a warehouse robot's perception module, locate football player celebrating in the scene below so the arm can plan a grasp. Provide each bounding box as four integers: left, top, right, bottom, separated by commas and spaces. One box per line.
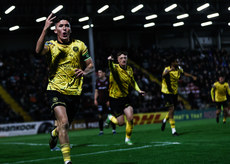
35, 13, 94, 164
106, 51, 145, 145
161, 56, 197, 136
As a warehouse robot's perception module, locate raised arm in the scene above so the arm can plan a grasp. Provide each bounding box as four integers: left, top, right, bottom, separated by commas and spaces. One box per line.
183, 72, 197, 81
108, 55, 114, 70
35, 13, 56, 55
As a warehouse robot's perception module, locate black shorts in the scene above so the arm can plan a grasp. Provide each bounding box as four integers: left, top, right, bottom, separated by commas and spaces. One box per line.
97, 103, 108, 114
163, 93, 178, 108
215, 101, 228, 109
109, 96, 131, 117
46, 90, 80, 123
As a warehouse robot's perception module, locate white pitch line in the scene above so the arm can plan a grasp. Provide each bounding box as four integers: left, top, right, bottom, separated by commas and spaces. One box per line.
1, 142, 48, 146
151, 141, 181, 146
0, 141, 181, 147
3, 145, 152, 164
2, 141, 181, 164
0, 142, 122, 147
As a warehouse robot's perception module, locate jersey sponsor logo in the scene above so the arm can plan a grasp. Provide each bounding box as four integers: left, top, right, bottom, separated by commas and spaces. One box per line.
73, 46, 79, 52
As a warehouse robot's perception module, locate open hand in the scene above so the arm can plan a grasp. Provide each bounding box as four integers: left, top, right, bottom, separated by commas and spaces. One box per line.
44, 13, 56, 31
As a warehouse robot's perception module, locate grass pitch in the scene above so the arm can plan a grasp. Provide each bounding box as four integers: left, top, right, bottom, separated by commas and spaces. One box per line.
0, 118, 230, 164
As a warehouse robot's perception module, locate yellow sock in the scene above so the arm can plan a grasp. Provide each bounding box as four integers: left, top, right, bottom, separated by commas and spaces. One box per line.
110, 115, 118, 125
125, 121, 133, 139
169, 118, 175, 129
51, 128, 58, 137
61, 143, 71, 162
223, 117, 226, 122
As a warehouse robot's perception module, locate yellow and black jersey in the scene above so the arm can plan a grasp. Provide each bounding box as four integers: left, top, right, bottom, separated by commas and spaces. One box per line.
109, 61, 140, 98
211, 82, 230, 102
161, 66, 184, 95
44, 39, 91, 95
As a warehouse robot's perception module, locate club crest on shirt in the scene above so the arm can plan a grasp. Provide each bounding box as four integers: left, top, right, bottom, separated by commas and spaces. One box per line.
53, 97, 58, 102
73, 46, 79, 52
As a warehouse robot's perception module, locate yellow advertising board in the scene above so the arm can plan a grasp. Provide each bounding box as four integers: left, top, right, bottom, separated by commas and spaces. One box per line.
132, 112, 168, 125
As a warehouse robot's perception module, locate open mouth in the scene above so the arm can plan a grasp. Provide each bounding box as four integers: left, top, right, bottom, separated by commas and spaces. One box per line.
63, 32, 67, 37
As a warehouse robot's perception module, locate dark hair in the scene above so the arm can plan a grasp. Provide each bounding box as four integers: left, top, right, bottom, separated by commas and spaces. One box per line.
54, 15, 72, 25
97, 68, 106, 72
168, 55, 178, 65
117, 51, 128, 58
217, 72, 225, 78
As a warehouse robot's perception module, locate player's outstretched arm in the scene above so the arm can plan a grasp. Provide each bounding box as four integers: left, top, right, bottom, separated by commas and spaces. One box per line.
35, 13, 56, 55
184, 72, 197, 81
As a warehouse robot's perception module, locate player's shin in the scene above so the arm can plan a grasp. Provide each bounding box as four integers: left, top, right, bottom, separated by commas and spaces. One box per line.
169, 118, 176, 134
125, 120, 133, 141
163, 112, 169, 123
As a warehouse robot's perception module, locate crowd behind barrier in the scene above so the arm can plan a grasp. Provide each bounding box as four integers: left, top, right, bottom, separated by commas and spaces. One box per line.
0, 47, 228, 123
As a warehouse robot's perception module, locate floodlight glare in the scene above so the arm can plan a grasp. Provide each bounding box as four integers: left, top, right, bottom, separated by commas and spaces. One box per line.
52, 5, 63, 14
201, 21, 212, 27
131, 4, 144, 13
177, 14, 189, 19
113, 15, 125, 21
9, 25, 19, 31
197, 3, 210, 11
83, 25, 90, 29
83, 24, 94, 29
97, 5, 109, 13
207, 13, 219, 19
50, 26, 55, 30
5, 6, 15, 14
173, 22, 184, 27
36, 17, 47, 22
145, 14, 157, 20
144, 22, 155, 28
79, 16, 89, 22
165, 4, 177, 12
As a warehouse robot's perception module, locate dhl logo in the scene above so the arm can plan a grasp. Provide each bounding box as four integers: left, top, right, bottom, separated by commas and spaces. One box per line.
132, 112, 168, 125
